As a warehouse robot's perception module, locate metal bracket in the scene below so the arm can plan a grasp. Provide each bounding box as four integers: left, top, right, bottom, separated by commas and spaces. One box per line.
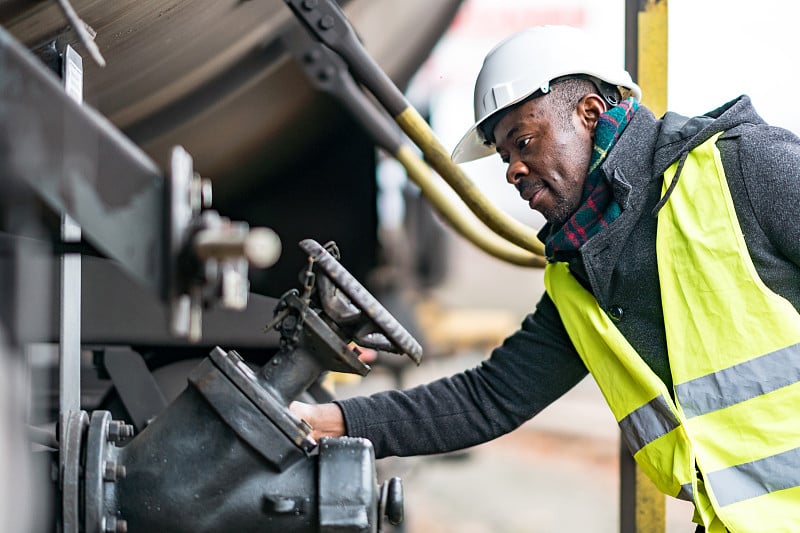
167, 146, 282, 341
284, 0, 408, 115
58, 49, 84, 533
59, 43, 83, 430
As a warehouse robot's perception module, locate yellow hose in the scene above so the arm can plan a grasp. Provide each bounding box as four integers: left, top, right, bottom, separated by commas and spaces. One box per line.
395, 145, 547, 268
395, 106, 546, 258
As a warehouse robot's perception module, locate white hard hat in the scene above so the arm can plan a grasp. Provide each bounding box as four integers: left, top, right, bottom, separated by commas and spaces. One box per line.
451, 25, 641, 164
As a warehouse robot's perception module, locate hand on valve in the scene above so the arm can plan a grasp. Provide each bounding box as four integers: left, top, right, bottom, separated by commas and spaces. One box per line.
289, 401, 346, 441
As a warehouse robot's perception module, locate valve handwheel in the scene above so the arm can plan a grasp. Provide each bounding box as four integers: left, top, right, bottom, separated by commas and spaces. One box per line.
299, 239, 423, 364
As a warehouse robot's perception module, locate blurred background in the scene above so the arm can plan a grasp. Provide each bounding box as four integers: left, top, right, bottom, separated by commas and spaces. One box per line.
3, 0, 800, 531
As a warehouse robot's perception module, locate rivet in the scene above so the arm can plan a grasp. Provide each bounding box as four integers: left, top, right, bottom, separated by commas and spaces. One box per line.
318, 15, 335, 30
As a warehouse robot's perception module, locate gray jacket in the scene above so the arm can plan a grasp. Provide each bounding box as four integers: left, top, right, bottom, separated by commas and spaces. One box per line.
337, 96, 800, 458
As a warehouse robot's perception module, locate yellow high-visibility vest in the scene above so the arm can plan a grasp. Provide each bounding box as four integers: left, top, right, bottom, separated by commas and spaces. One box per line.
545, 133, 800, 532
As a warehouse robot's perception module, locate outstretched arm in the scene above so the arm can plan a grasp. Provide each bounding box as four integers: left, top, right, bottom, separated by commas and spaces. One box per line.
292, 294, 588, 458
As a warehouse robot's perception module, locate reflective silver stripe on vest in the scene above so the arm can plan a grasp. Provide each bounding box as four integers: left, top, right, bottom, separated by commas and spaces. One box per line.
675, 342, 800, 419
707, 446, 800, 506
618, 395, 680, 455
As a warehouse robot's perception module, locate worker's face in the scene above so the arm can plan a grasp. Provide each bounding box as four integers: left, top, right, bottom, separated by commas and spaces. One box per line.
493, 93, 604, 228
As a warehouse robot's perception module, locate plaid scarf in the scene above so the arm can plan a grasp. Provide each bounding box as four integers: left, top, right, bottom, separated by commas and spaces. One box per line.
545, 97, 638, 259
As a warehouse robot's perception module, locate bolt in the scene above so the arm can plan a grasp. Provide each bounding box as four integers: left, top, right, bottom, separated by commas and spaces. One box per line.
107, 420, 135, 443
103, 461, 127, 481
273, 497, 295, 513
318, 14, 335, 30
282, 315, 297, 331
301, 0, 318, 9
104, 516, 128, 533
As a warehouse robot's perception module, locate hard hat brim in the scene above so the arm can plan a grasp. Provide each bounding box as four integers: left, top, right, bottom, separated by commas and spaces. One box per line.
451, 120, 497, 164
451, 87, 537, 164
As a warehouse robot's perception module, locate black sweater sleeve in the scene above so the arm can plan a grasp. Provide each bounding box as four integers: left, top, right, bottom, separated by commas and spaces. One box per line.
335, 294, 588, 458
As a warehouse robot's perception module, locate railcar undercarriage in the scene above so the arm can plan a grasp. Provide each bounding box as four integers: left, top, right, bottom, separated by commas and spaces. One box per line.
1, 1, 463, 530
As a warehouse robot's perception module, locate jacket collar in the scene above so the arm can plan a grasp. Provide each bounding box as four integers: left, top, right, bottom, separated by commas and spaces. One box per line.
653, 95, 765, 175
536, 105, 660, 244
539, 106, 660, 302
544, 96, 765, 307
576, 106, 660, 306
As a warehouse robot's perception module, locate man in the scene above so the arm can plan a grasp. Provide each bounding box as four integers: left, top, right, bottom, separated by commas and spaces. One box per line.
292, 25, 800, 532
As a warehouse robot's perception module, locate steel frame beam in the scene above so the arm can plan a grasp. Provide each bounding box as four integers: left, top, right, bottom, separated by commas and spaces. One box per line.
0, 26, 167, 293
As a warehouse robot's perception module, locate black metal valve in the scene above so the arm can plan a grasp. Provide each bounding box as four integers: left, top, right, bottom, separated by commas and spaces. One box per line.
71, 240, 420, 532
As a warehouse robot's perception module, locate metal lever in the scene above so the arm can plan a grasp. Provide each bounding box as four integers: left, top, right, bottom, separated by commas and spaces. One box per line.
284, 0, 546, 258
286, 31, 545, 268
379, 477, 404, 529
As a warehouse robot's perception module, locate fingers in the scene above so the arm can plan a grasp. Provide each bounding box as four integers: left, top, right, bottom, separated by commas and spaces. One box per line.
288, 401, 346, 440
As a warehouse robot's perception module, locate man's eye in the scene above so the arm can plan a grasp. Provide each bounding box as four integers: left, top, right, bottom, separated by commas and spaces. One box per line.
516, 138, 531, 150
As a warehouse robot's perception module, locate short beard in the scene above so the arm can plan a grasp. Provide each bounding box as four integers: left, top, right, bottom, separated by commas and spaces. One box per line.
542, 191, 578, 229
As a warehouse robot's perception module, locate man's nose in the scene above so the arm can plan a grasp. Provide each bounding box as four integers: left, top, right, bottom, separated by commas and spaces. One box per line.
506, 159, 528, 184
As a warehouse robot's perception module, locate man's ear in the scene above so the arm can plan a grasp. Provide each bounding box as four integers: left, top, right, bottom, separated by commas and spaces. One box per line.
577, 93, 608, 132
